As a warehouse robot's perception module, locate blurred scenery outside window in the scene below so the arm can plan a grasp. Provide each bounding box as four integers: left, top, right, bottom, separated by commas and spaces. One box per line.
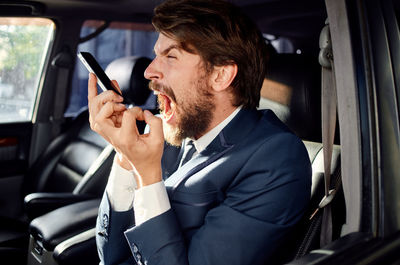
0, 17, 54, 123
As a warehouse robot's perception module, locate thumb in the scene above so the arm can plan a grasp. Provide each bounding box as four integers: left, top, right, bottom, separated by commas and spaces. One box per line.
121, 108, 141, 140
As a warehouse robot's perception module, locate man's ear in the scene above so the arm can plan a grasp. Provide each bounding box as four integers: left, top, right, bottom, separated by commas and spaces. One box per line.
210, 64, 238, 92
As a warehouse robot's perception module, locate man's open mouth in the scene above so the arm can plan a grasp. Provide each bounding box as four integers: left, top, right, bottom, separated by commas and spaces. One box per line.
155, 91, 175, 122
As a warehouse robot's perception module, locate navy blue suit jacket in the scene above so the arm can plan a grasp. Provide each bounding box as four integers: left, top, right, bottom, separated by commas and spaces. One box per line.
96, 108, 311, 265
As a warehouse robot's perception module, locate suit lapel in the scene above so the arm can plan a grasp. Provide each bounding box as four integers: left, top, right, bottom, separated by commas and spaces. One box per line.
166, 133, 234, 195
165, 108, 261, 196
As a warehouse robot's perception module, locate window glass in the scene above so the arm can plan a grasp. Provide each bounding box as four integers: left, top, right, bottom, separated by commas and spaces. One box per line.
66, 20, 158, 116
0, 17, 54, 123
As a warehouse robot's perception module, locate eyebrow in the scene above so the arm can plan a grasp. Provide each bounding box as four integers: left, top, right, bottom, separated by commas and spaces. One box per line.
155, 44, 181, 56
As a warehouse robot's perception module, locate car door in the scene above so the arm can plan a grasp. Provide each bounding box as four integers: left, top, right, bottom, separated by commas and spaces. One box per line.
0, 17, 55, 220
290, 0, 400, 263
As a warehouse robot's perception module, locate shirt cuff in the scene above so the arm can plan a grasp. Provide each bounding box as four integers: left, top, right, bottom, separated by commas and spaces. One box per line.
134, 181, 171, 226
106, 157, 137, 212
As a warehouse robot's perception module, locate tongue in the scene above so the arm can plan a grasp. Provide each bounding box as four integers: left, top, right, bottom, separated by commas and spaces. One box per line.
162, 95, 174, 122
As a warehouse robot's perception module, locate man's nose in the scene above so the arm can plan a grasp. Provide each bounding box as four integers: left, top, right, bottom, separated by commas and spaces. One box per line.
144, 58, 163, 81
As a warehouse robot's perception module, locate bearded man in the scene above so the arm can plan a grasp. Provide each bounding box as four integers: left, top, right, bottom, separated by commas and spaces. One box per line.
88, 0, 311, 264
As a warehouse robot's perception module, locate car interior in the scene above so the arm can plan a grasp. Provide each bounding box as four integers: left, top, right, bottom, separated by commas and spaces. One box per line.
0, 0, 399, 264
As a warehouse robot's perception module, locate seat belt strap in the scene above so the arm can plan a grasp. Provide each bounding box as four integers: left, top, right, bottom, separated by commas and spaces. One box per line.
51, 46, 73, 137
318, 20, 338, 247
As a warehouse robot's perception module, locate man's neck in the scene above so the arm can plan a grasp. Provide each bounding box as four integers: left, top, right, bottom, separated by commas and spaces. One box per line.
195, 104, 237, 140
192, 106, 241, 153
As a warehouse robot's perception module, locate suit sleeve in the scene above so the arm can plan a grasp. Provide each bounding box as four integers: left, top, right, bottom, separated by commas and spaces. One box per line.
96, 191, 135, 265
123, 133, 311, 265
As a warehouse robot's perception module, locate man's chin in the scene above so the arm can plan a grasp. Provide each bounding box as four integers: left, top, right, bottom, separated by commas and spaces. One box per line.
162, 119, 184, 147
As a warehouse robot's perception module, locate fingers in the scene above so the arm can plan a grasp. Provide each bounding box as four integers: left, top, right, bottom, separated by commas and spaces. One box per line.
88, 74, 124, 103
90, 102, 126, 140
143, 110, 164, 144
96, 102, 126, 124
111, 80, 123, 95
88, 73, 98, 101
121, 107, 144, 140
88, 73, 124, 131
97, 90, 124, 104
111, 111, 124, 127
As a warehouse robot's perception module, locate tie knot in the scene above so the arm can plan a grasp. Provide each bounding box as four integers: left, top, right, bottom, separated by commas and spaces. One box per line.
180, 140, 196, 167
186, 140, 194, 148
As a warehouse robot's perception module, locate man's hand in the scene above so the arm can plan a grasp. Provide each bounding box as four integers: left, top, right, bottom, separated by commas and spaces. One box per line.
116, 108, 164, 187
88, 73, 126, 140
87, 73, 164, 187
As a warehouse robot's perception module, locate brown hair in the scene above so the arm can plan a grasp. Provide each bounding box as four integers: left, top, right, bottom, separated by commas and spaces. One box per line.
152, 0, 268, 109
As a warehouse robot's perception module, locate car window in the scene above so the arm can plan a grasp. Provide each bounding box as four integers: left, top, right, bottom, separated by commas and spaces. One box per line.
66, 20, 158, 116
0, 17, 54, 123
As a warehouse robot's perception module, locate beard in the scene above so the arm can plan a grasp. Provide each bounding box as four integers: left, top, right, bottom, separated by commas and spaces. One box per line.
150, 76, 215, 147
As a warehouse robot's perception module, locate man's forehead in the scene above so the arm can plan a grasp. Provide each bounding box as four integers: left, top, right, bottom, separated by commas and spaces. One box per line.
154, 33, 182, 54
153, 33, 205, 68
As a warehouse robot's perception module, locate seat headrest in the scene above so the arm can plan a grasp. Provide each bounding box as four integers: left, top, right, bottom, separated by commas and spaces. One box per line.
105, 56, 152, 106
261, 53, 321, 142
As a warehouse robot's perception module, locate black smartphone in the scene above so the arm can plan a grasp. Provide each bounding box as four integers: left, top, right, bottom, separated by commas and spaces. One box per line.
77, 51, 123, 97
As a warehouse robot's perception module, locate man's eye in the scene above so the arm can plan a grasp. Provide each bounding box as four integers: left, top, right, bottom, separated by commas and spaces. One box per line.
167, 54, 176, 59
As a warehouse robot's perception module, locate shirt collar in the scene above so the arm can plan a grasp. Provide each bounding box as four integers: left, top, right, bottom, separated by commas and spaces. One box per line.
190, 106, 242, 153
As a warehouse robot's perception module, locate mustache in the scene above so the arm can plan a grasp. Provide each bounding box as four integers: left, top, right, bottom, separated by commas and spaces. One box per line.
149, 81, 176, 102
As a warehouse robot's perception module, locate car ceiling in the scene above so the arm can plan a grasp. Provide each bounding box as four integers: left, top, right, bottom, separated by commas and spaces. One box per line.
1, 0, 327, 52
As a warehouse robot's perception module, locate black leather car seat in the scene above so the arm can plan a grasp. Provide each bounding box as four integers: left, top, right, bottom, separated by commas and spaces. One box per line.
105, 56, 155, 133
105, 56, 154, 107
260, 53, 322, 142
0, 56, 152, 265
259, 53, 345, 263
24, 56, 152, 265
23, 56, 153, 217
23, 110, 113, 212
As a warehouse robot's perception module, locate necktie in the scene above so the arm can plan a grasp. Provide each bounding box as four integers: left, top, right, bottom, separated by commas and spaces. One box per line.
179, 140, 196, 167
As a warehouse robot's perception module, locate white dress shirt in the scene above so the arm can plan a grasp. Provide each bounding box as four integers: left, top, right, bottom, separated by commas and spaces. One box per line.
106, 106, 241, 225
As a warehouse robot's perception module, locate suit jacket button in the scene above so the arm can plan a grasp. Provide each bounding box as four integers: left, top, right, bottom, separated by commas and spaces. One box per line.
132, 243, 138, 253
102, 214, 109, 228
